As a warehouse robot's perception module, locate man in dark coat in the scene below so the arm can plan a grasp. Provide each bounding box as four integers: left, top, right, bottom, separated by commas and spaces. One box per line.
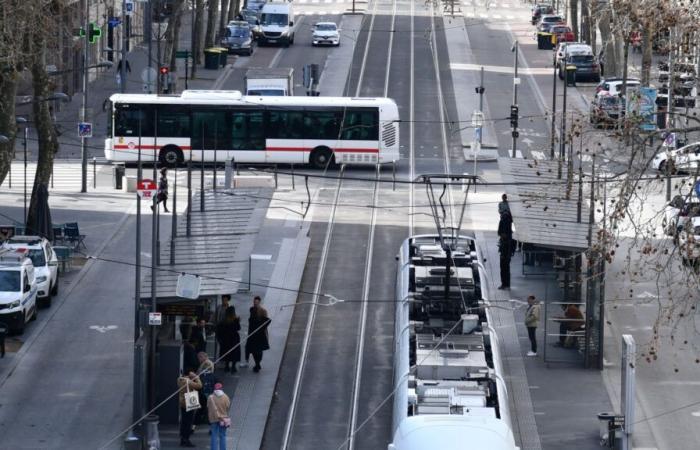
191, 318, 208, 354
216, 306, 241, 373
498, 211, 514, 290
245, 296, 271, 372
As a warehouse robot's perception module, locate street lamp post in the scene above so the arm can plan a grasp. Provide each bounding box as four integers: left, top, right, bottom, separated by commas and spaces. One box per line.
550, 50, 558, 160
511, 41, 520, 158
471, 111, 484, 176
81, 0, 90, 193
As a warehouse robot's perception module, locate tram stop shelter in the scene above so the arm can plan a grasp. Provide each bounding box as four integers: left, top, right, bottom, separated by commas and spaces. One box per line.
499, 157, 605, 368
137, 188, 272, 423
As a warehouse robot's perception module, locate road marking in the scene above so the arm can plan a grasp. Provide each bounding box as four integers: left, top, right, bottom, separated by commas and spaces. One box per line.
89, 325, 118, 333
531, 150, 546, 160
636, 291, 659, 299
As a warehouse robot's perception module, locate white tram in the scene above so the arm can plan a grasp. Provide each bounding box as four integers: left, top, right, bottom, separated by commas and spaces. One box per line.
391, 235, 519, 450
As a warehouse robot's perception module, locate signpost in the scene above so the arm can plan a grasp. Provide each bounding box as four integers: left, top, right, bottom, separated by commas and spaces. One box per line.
78, 122, 93, 138
176, 50, 191, 89
136, 179, 158, 199
148, 312, 162, 326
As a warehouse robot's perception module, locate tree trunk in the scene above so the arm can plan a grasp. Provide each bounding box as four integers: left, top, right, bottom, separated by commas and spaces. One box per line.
570, 0, 579, 41
194, 0, 205, 65
26, 42, 59, 232
581, 0, 591, 46
597, 8, 617, 77
0, 74, 19, 186
205, 0, 220, 49
228, 0, 240, 22
164, 0, 187, 71
220, 0, 230, 35
641, 21, 653, 86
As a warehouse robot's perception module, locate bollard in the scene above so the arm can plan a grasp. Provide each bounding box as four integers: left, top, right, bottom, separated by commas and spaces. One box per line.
291, 164, 295, 190
143, 414, 161, 450
224, 159, 232, 189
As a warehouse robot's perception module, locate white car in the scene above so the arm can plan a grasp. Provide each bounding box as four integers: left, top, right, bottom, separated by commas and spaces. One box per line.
677, 216, 700, 264
652, 141, 700, 173
0, 249, 37, 334
312, 22, 340, 46
595, 78, 641, 98
3, 236, 58, 307
662, 195, 700, 236
555, 42, 584, 65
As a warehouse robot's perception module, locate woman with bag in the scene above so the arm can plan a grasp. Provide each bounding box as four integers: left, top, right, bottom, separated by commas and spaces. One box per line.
216, 306, 241, 373
152, 168, 169, 213
177, 369, 202, 447
208, 382, 232, 450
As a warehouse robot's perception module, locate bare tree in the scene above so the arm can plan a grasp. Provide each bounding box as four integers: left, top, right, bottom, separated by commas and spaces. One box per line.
220, 0, 231, 35
205, 0, 221, 49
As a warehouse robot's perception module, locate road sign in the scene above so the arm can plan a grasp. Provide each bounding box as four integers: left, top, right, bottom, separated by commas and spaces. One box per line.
78, 122, 92, 138
148, 312, 162, 326
125, 0, 134, 16
175, 50, 191, 59
663, 132, 676, 148
108, 17, 122, 28
694, 180, 700, 198
137, 178, 158, 199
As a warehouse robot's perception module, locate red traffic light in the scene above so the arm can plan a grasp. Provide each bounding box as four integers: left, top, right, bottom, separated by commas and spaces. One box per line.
159, 66, 169, 75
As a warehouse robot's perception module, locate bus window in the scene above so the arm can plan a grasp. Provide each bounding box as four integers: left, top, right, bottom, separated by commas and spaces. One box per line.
304, 109, 342, 140
267, 110, 304, 140
114, 105, 154, 136
231, 110, 265, 150
192, 110, 228, 150
341, 109, 378, 140
158, 106, 191, 137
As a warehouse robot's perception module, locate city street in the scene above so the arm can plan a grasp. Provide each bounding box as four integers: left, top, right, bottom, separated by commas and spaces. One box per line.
2, 0, 700, 449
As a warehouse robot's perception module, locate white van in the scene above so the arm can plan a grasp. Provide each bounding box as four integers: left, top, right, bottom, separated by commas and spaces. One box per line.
3, 236, 59, 307
258, 1, 295, 47
0, 249, 37, 334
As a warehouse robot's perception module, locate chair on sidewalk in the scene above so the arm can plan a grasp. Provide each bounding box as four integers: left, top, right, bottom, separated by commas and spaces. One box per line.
53, 246, 73, 273
52, 225, 65, 245
64, 223, 86, 251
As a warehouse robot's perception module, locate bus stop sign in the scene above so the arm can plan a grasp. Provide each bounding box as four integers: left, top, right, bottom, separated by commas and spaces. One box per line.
137, 179, 158, 199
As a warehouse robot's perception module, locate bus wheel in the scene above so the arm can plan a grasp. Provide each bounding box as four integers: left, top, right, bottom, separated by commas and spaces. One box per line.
159, 146, 183, 167
310, 147, 334, 170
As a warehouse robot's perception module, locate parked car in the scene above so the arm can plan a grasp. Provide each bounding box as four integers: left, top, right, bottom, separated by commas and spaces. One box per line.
531, 3, 554, 25
589, 93, 623, 126
595, 78, 641, 97
0, 249, 37, 334
222, 21, 255, 55
558, 43, 600, 82
550, 25, 575, 43
677, 216, 700, 264
239, 9, 261, 38
652, 141, 700, 174
312, 22, 340, 46
663, 195, 700, 236
2, 235, 58, 307
555, 41, 583, 65
537, 15, 565, 32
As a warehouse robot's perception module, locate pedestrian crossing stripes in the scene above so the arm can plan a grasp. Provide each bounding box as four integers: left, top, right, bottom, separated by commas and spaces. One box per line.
0, 162, 102, 193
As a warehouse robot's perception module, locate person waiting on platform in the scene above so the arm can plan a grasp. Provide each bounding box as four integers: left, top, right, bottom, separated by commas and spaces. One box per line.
554, 304, 585, 348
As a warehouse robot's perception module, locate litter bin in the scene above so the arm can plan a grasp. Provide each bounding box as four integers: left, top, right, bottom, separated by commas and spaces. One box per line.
565, 65, 577, 86
537, 32, 553, 50
113, 163, 125, 190
0, 322, 7, 358
204, 48, 221, 70
214, 47, 228, 67
597, 412, 624, 448
144, 414, 160, 450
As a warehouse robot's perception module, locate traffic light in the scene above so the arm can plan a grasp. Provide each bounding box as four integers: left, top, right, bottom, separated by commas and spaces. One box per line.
160, 66, 169, 75
79, 22, 102, 44
510, 105, 519, 128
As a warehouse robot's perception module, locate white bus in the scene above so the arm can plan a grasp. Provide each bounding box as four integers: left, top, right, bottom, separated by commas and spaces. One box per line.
105, 90, 400, 169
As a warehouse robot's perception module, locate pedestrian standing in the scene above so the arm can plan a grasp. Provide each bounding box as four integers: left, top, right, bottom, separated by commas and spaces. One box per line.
0, 323, 6, 358
207, 382, 231, 450
191, 318, 207, 353
177, 369, 202, 447
498, 193, 511, 216
497, 211, 514, 290
152, 168, 170, 213
196, 352, 217, 425
245, 296, 271, 373
215, 294, 232, 325
525, 295, 540, 356
216, 306, 241, 373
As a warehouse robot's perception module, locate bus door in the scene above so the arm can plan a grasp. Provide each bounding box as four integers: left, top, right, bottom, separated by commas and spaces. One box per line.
231, 109, 266, 163
192, 110, 229, 162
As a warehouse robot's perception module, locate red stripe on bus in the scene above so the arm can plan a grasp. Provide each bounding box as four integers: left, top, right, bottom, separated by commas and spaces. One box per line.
265, 147, 379, 153
114, 145, 193, 150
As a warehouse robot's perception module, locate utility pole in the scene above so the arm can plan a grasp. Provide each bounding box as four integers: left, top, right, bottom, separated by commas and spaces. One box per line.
120, 0, 127, 94
146, 0, 153, 93
560, 68, 569, 162
550, 50, 557, 160
476, 66, 485, 145
511, 41, 519, 158
81, 0, 90, 193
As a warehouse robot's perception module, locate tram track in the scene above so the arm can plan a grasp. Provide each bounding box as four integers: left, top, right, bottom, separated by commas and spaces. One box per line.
278, 0, 398, 448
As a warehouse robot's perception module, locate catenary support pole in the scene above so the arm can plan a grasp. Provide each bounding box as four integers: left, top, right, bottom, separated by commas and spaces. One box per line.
511, 41, 519, 158
81, 0, 89, 193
